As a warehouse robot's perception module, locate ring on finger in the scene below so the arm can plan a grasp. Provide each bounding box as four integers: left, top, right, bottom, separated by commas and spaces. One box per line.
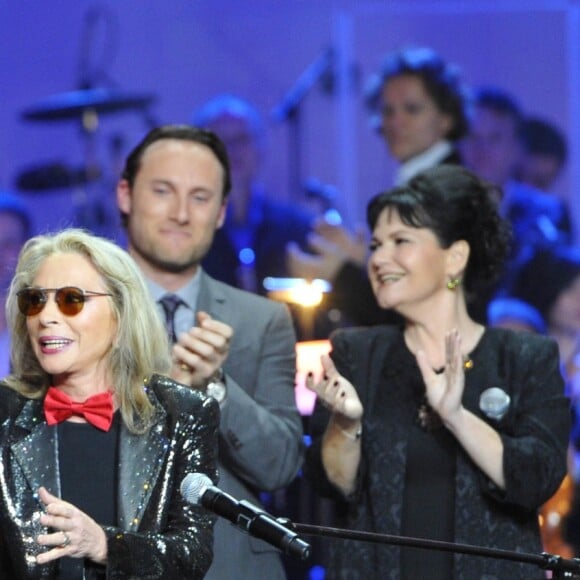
60, 531, 71, 548
179, 362, 192, 372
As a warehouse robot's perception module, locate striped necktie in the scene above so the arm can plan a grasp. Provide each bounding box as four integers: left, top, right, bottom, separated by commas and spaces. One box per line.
159, 294, 183, 344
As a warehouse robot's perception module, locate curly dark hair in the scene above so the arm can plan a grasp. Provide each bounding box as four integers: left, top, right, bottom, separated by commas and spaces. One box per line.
365, 46, 469, 141
367, 165, 512, 298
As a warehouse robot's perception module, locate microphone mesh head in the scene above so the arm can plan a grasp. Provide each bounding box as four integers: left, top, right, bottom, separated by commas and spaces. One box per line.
180, 473, 212, 505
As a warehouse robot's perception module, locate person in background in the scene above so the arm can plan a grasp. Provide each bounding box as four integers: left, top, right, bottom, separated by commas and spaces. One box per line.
460, 87, 572, 252
366, 46, 468, 185
304, 165, 569, 579
287, 46, 471, 326
486, 296, 547, 335
0, 228, 219, 579
517, 116, 568, 193
0, 191, 32, 377
192, 94, 315, 295
116, 124, 304, 579
508, 245, 580, 377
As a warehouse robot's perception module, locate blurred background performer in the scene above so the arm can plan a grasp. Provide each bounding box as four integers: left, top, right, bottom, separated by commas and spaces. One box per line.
460, 86, 572, 256
192, 95, 315, 294
0, 229, 219, 579
304, 165, 570, 579
517, 116, 569, 195
0, 191, 33, 377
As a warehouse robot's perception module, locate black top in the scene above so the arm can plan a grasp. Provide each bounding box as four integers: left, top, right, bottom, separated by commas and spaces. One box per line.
374, 341, 456, 579
400, 417, 456, 577
57, 412, 120, 579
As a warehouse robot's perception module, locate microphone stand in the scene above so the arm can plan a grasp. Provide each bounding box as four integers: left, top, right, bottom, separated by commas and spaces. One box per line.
283, 521, 580, 578
271, 48, 334, 197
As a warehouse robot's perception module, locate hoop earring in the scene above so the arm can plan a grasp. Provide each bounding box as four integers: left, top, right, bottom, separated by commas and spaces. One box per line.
447, 277, 461, 291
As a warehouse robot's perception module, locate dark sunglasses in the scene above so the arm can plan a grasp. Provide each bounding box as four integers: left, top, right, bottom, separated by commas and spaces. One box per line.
17, 286, 113, 317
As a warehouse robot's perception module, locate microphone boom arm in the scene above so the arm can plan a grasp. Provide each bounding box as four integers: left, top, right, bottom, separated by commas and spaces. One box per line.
271, 48, 334, 122
285, 521, 580, 578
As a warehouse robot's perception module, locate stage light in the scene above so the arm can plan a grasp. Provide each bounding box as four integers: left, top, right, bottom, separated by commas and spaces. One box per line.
264, 277, 331, 307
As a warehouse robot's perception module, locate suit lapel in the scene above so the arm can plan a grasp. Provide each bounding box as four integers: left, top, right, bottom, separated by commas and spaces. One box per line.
198, 271, 228, 322
9, 388, 172, 532
197, 272, 249, 377
117, 385, 169, 531
12, 398, 60, 497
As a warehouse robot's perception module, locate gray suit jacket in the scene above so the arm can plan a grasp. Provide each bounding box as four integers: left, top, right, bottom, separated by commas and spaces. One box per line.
197, 271, 304, 580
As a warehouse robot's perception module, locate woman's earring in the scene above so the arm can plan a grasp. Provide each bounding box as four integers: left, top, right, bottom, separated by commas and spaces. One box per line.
447, 277, 461, 291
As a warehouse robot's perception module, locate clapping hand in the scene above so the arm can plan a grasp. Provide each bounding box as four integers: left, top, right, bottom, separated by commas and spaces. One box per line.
286, 219, 367, 282
416, 329, 466, 424
313, 220, 368, 267
306, 354, 363, 422
171, 311, 233, 389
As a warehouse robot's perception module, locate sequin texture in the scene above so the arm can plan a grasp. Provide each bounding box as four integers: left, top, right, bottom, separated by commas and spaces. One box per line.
0, 374, 219, 579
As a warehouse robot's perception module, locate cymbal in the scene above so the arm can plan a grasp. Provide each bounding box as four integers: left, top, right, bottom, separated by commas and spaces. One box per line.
16, 162, 101, 192
21, 88, 156, 121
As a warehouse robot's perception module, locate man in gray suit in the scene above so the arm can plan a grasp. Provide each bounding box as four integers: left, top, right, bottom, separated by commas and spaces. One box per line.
116, 125, 304, 579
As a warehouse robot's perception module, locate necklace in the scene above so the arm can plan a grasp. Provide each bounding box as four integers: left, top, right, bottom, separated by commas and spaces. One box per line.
416, 357, 474, 431
431, 356, 474, 375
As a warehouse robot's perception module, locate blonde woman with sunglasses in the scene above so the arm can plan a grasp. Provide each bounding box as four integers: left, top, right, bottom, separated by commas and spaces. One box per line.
0, 228, 219, 579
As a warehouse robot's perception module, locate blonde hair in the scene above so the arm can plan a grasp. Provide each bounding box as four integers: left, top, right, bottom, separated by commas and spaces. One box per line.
4, 228, 170, 433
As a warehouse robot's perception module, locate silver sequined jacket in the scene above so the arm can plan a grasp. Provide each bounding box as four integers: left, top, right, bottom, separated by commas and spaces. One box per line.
0, 374, 220, 579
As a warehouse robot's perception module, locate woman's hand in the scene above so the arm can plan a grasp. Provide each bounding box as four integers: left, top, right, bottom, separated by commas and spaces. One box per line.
416, 329, 506, 489
308, 354, 363, 494
416, 328, 465, 424
36, 486, 108, 566
306, 354, 363, 424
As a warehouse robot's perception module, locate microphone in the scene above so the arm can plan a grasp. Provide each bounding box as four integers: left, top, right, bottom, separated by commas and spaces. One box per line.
180, 473, 311, 560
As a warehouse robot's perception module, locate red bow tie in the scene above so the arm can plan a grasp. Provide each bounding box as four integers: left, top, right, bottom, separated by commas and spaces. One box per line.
44, 387, 114, 432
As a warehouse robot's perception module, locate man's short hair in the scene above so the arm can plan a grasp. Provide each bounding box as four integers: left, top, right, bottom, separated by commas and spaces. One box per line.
121, 125, 231, 197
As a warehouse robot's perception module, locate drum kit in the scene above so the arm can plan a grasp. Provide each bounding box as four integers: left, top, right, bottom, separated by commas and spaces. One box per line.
20, 87, 154, 123
17, 87, 157, 239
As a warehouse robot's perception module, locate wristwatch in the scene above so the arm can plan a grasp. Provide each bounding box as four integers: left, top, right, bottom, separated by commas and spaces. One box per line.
205, 368, 227, 405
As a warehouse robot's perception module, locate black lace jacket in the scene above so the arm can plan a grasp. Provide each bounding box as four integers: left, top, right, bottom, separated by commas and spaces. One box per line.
306, 326, 570, 579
